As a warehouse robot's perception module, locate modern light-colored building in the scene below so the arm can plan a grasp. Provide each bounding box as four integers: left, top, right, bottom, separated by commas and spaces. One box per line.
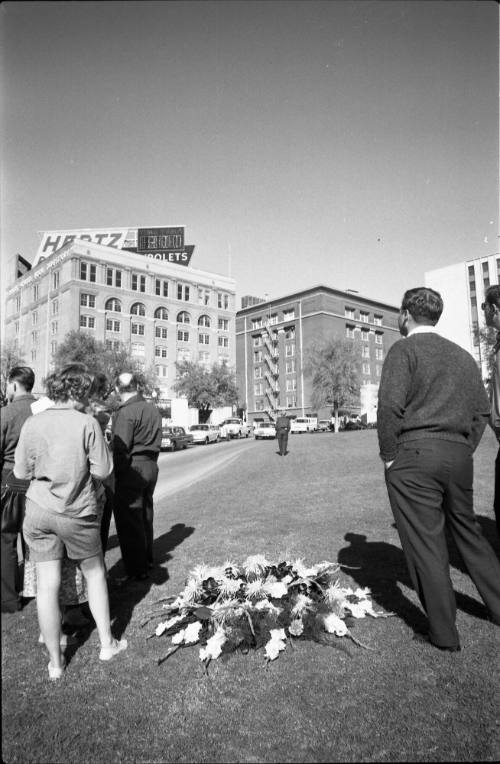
425, 253, 500, 375
3, 227, 236, 411
236, 285, 400, 424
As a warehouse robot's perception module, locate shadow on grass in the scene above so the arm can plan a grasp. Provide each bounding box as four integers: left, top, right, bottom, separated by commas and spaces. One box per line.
338, 531, 496, 636
106, 523, 195, 638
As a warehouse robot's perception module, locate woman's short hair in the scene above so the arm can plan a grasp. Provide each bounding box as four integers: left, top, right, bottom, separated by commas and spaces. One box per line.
401, 287, 443, 325
44, 363, 94, 403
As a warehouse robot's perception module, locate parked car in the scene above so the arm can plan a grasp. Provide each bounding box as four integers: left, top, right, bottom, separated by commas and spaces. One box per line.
161, 426, 193, 451
189, 424, 220, 445
219, 418, 250, 439
290, 416, 316, 434
254, 421, 276, 439
317, 419, 332, 432
341, 420, 367, 431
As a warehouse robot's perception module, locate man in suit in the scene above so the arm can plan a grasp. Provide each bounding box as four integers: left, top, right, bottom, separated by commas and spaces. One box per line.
378, 286, 500, 652
112, 373, 162, 582
482, 284, 500, 536
275, 410, 291, 456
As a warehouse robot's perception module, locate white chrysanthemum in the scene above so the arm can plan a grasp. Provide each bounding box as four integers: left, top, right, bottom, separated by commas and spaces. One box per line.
189, 564, 210, 582
281, 574, 293, 584
288, 618, 304, 637
243, 554, 269, 576
290, 593, 314, 617
264, 628, 287, 661
199, 627, 226, 661
183, 621, 203, 644
345, 600, 376, 619
292, 558, 318, 578
179, 578, 203, 603
323, 613, 348, 636
323, 582, 349, 607
252, 598, 282, 616
155, 614, 184, 636
245, 579, 266, 599
222, 560, 240, 577
218, 576, 242, 597
263, 580, 288, 599
210, 598, 241, 624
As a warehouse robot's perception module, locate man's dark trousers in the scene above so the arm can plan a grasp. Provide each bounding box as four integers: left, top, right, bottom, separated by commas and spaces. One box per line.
385, 439, 500, 648
113, 456, 159, 577
277, 431, 288, 456
495, 445, 500, 538
1, 469, 26, 612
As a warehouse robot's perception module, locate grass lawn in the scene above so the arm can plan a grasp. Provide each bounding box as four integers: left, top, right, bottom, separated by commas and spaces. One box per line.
2, 429, 499, 763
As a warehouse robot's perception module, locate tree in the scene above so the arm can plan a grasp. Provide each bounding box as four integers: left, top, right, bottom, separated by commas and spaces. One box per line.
304, 337, 361, 432
52, 331, 158, 397
0, 340, 27, 405
173, 360, 239, 422
478, 325, 497, 382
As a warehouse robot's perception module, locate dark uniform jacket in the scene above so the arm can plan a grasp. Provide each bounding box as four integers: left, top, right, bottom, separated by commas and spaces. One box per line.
275, 415, 291, 433
112, 393, 162, 473
1, 394, 37, 478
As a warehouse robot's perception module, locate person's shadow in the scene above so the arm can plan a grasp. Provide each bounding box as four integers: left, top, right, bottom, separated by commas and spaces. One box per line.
337, 531, 493, 637
106, 523, 195, 637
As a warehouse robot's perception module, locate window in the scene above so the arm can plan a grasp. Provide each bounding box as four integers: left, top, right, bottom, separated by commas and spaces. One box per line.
105, 298, 121, 312
31, 349, 37, 361
155, 365, 168, 377
198, 315, 211, 328
254, 382, 264, 396
105, 339, 121, 350
80, 315, 95, 329
255, 399, 265, 411
198, 333, 210, 345
362, 363, 370, 375
155, 326, 168, 339
286, 359, 296, 374
218, 318, 229, 331
286, 395, 297, 408
198, 288, 210, 306
345, 307, 355, 319
286, 378, 297, 391
482, 261, 490, 288
284, 326, 295, 340
131, 342, 145, 357
252, 318, 262, 329
253, 335, 262, 347
52, 271, 60, 289
177, 311, 190, 324
218, 336, 229, 348
177, 349, 191, 362
375, 348, 383, 361
361, 329, 370, 342
254, 367, 263, 379
217, 292, 229, 310
132, 273, 146, 292
106, 319, 121, 332
376, 365, 382, 377
106, 268, 122, 288
283, 309, 295, 321
177, 284, 190, 301
80, 294, 95, 309
199, 351, 210, 365
373, 315, 382, 326
155, 279, 169, 297
130, 302, 146, 316
80, 262, 96, 282
15, 294, 21, 312
360, 311, 369, 323
346, 325, 355, 338
33, 284, 39, 301
254, 350, 263, 363
51, 321, 58, 335
269, 314, 278, 325
14, 320, 19, 335
155, 346, 168, 358
51, 341, 58, 354
32, 311, 38, 325
131, 323, 145, 336
375, 332, 383, 345
362, 346, 370, 358
285, 344, 295, 357
177, 330, 189, 342
155, 307, 168, 321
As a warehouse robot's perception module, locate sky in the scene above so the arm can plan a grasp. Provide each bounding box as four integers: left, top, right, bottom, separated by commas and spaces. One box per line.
1, 0, 498, 311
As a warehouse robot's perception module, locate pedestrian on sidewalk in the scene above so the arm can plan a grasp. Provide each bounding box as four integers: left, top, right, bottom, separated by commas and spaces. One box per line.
276, 410, 291, 456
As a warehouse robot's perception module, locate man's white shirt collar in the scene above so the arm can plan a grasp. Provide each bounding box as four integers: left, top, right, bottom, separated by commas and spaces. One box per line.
407, 325, 439, 337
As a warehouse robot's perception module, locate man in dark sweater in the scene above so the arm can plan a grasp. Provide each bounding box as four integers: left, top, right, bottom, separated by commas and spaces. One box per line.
378, 287, 500, 651
1, 366, 37, 612
112, 372, 162, 582
482, 284, 500, 536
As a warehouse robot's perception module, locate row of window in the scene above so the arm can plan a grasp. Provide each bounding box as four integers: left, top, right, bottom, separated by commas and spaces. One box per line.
251, 310, 296, 328
254, 397, 297, 412
346, 325, 383, 343
344, 308, 383, 325
78, 316, 230, 346
81, 262, 231, 308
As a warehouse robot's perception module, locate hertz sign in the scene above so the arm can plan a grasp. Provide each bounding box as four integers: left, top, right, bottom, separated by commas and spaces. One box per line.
33, 226, 195, 267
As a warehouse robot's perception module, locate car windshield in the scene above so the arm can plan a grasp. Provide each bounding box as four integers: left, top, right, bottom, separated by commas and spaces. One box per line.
260, 423, 273, 428
225, 419, 240, 424
190, 425, 208, 431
